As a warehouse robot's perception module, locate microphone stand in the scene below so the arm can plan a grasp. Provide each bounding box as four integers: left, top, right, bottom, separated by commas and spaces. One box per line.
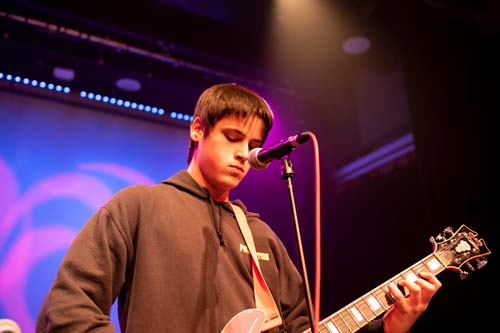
281, 155, 315, 330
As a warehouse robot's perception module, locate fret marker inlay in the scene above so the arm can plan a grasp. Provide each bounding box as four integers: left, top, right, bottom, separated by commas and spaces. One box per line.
367, 296, 381, 312
405, 271, 418, 283
350, 306, 363, 322
326, 321, 339, 333
427, 258, 442, 272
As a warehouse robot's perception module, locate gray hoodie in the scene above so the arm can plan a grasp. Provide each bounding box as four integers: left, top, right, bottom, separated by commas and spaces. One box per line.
36, 170, 311, 332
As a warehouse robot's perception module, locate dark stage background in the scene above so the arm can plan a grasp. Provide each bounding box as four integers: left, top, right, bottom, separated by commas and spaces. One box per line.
0, 1, 495, 332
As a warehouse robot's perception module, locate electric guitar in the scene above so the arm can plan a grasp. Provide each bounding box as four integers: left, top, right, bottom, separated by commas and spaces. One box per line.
221, 224, 491, 333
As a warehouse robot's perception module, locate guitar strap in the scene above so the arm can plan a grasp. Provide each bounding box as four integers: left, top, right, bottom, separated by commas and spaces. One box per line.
231, 204, 283, 332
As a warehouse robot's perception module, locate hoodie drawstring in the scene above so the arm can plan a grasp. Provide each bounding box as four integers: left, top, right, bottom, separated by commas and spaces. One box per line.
207, 193, 225, 247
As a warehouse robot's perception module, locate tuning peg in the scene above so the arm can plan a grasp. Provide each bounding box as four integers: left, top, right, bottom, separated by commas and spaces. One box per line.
443, 226, 454, 236
434, 226, 455, 242
429, 236, 437, 246
459, 269, 469, 280
475, 258, 488, 269
434, 233, 445, 242
465, 262, 475, 272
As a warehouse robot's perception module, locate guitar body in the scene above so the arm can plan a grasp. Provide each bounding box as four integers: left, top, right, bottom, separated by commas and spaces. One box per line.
0, 319, 22, 333
221, 308, 266, 333
220, 224, 490, 333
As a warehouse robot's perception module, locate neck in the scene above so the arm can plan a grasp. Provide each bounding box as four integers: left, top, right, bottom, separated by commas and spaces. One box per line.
187, 166, 230, 202
209, 190, 229, 203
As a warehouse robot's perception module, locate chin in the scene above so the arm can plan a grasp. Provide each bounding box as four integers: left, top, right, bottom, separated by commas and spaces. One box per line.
223, 175, 242, 189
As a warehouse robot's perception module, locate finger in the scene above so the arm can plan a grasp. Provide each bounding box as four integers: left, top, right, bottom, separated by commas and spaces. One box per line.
418, 272, 442, 289
413, 272, 441, 292
398, 279, 422, 307
414, 277, 439, 292
387, 282, 406, 303
412, 274, 441, 305
399, 279, 421, 294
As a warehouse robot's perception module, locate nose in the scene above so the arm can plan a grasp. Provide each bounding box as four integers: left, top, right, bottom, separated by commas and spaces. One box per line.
235, 143, 250, 161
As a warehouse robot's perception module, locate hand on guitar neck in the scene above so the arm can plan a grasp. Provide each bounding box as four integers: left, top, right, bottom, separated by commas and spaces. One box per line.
222, 224, 490, 333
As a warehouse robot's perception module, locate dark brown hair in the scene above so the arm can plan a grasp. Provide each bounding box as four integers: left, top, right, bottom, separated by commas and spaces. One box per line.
187, 83, 274, 164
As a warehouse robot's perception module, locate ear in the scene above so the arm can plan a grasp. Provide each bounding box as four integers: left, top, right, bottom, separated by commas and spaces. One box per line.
190, 117, 204, 142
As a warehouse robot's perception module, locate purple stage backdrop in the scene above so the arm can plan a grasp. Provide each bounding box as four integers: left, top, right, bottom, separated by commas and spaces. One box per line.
0, 89, 192, 332
0, 88, 310, 333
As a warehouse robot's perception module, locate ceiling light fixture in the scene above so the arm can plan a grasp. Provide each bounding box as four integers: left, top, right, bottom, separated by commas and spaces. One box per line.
342, 36, 371, 55
115, 78, 142, 92
53, 66, 76, 81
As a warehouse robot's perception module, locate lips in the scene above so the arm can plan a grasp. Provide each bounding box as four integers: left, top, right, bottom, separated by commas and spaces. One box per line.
230, 165, 244, 173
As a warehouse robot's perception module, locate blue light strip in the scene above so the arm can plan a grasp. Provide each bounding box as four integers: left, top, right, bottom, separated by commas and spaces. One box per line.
0, 72, 71, 94
335, 133, 415, 183
0, 71, 193, 123
170, 112, 194, 122
79, 90, 167, 116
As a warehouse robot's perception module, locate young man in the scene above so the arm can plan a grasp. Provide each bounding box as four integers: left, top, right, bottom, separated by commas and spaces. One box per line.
36, 83, 441, 332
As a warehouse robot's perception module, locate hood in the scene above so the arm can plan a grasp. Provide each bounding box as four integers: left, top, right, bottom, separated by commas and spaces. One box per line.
162, 169, 251, 247
161, 169, 212, 202
161, 169, 252, 214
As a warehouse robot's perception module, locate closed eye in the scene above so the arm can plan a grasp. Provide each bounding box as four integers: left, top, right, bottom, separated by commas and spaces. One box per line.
226, 134, 240, 142
222, 129, 262, 149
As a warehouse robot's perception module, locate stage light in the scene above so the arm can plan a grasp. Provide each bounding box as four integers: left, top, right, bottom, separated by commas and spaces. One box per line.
0, 71, 71, 94
1, 71, 174, 123
78, 89, 166, 117
342, 36, 371, 55
115, 77, 142, 92
169, 111, 192, 122
53, 67, 75, 81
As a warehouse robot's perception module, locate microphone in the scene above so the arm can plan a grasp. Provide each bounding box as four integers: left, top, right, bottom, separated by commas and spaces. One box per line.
249, 132, 311, 170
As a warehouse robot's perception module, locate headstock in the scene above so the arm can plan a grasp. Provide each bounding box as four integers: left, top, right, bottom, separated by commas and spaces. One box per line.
430, 224, 491, 279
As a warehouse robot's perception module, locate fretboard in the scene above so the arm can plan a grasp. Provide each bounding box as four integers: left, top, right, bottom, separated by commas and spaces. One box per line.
302, 252, 446, 333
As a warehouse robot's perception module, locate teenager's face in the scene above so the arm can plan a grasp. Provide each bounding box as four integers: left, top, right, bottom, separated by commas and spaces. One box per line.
189, 114, 266, 200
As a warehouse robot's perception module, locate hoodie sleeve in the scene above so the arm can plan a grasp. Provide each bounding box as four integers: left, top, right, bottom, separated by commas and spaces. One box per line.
360, 319, 384, 332
36, 198, 131, 333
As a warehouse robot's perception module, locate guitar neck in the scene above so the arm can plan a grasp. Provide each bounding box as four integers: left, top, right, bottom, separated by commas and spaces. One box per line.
303, 252, 446, 333
222, 225, 489, 333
